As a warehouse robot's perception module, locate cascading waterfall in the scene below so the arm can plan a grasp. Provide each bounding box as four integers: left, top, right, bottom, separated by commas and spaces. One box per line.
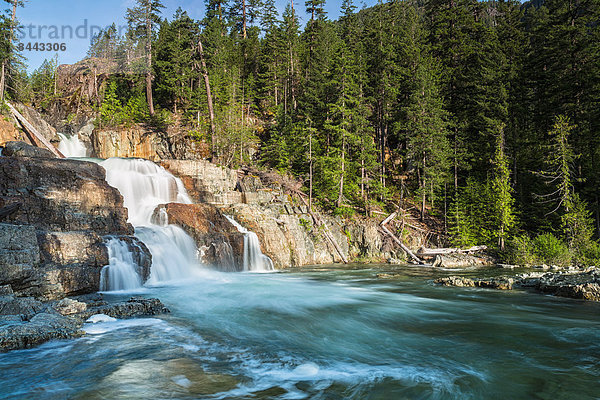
100, 238, 142, 291
100, 158, 203, 288
225, 215, 274, 272
58, 133, 88, 158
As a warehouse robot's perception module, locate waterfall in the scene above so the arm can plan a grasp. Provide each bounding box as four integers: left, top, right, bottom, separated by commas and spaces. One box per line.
100, 157, 203, 288
225, 215, 274, 272
100, 238, 142, 291
58, 133, 88, 158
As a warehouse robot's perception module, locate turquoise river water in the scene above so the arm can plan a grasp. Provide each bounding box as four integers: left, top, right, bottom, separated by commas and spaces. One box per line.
0, 265, 599, 399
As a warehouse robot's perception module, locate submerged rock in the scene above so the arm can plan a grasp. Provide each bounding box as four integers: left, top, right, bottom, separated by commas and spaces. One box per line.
434, 276, 514, 290
77, 297, 171, 321
435, 268, 600, 301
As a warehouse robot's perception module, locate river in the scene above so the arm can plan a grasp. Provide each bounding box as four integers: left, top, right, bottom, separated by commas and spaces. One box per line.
1, 264, 598, 399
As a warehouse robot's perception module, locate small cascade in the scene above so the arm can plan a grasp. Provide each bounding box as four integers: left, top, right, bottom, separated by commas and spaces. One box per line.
101, 158, 192, 226
58, 133, 88, 158
225, 215, 274, 272
100, 157, 202, 285
100, 238, 143, 291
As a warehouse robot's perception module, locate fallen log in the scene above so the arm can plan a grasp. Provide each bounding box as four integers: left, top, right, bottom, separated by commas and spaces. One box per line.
297, 195, 349, 264
380, 210, 424, 264
417, 246, 488, 257
6, 102, 64, 158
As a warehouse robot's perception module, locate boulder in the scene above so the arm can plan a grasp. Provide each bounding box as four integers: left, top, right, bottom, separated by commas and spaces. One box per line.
53, 298, 87, 316
78, 297, 170, 321
433, 253, 494, 269
2, 141, 55, 158
0, 155, 132, 235
0, 312, 82, 351
153, 203, 244, 270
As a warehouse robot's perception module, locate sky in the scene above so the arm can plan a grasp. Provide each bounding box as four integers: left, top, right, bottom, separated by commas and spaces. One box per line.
16, 0, 377, 72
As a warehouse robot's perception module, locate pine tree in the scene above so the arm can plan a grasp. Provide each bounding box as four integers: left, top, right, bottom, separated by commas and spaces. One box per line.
126, 0, 164, 116
404, 55, 450, 221
539, 116, 594, 248
154, 9, 198, 114
491, 124, 515, 251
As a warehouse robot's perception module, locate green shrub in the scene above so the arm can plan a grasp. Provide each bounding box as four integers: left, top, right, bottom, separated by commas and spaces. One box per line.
575, 240, 600, 266
299, 218, 311, 230
505, 235, 537, 265
532, 233, 571, 266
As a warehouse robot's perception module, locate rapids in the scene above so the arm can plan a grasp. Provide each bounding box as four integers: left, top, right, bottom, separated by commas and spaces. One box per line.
0, 265, 598, 399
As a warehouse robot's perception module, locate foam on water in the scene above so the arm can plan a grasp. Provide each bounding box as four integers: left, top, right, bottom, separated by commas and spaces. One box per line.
58, 132, 88, 158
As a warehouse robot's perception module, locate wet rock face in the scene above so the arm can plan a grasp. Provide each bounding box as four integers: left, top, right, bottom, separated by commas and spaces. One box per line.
0, 155, 132, 235
0, 152, 145, 299
154, 203, 244, 270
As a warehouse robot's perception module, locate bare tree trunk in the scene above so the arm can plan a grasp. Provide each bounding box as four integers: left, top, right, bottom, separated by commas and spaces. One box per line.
309, 129, 313, 211
1, 1, 18, 102
197, 38, 216, 155
242, 0, 247, 39
146, 6, 155, 116
338, 136, 345, 208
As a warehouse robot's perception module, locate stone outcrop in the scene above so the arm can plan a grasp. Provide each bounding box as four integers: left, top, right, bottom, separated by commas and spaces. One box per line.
0, 294, 169, 351
90, 126, 209, 161
14, 104, 58, 143
2, 141, 56, 158
434, 267, 600, 301
161, 160, 243, 205
0, 104, 59, 148
160, 159, 396, 268
0, 118, 21, 147
153, 203, 244, 271
0, 146, 150, 299
223, 203, 349, 268
0, 155, 132, 234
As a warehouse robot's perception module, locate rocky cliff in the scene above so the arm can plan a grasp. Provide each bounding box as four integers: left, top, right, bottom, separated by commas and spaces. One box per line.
159, 159, 397, 269
0, 143, 151, 300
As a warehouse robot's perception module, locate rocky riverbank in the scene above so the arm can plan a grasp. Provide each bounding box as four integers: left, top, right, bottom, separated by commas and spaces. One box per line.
434, 267, 600, 301
0, 290, 169, 351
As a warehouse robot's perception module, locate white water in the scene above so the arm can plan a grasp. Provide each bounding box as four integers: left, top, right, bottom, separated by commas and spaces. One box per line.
100, 158, 204, 288
225, 215, 274, 272
58, 133, 88, 158
100, 238, 143, 291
